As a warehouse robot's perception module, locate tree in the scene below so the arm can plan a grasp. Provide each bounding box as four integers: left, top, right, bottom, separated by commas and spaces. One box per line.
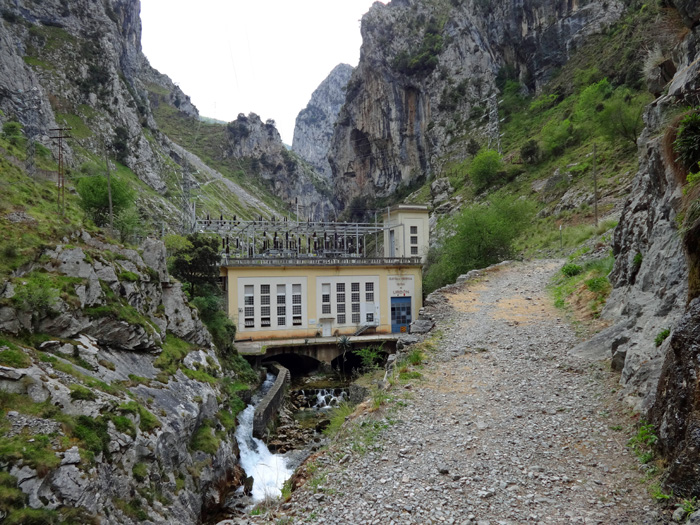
520, 139, 540, 164
76, 174, 134, 227
2, 121, 24, 146
469, 149, 503, 191
598, 89, 648, 148
423, 196, 534, 293
169, 234, 220, 297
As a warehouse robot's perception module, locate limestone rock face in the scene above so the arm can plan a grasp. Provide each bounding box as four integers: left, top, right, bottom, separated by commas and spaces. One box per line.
650, 298, 700, 496
224, 113, 334, 220
328, 0, 624, 207
0, 232, 249, 523
292, 63, 354, 180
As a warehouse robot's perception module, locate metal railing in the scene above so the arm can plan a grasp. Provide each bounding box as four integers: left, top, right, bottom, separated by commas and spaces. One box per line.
221, 255, 423, 267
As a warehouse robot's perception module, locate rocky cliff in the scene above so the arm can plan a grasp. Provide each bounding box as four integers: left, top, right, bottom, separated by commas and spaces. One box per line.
223, 113, 333, 220
560, 0, 700, 497
0, 232, 252, 523
0, 0, 331, 229
292, 63, 354, 180
327, 0, 625, 207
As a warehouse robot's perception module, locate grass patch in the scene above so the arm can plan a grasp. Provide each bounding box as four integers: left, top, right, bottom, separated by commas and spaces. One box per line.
190, 421, 220, 454
154, 333, 194, 376
0, 346, 31, 368
117, 401, 161, 433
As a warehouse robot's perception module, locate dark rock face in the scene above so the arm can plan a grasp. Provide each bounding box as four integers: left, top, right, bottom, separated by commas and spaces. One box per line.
650, 298, 700, 496
328, 0, 624, 207
292, 63, 354, 180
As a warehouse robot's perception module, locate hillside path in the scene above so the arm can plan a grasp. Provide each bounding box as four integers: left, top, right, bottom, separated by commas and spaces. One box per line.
260, 260, 658, 524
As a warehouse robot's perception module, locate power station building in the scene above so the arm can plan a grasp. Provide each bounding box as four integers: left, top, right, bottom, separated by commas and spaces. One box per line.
208, 205, 429, 342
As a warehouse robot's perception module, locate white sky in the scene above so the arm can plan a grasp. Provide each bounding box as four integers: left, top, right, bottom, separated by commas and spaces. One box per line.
140, 0, 382, 144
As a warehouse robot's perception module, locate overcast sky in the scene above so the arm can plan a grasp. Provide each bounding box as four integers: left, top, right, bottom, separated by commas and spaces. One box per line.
140, 0, 382, 144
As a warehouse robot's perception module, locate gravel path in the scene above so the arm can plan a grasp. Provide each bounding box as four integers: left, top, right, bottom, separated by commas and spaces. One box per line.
243, 260, 660, 524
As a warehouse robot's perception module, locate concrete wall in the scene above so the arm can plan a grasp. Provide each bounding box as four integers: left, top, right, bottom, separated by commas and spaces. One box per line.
252, 362, 290, 438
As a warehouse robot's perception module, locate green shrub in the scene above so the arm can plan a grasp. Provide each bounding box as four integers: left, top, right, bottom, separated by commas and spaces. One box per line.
655, 328, 670, 347
674, 111, 700, 171
73, 415, 110, 456
109, 415, 136, 437
541, 117, 575, 156
561, 263, 583, 277
1, 122, 24, 147
633, 252, 643, 268
69, 384, 96, 401
469, 149, 503, 191
12, 272, 59, 314
585, 276, 609, 293
353, 345, 384, 370
132, 462, 148, 482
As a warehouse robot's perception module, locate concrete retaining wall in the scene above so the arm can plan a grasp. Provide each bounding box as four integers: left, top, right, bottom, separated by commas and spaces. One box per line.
253, 362, 290, 438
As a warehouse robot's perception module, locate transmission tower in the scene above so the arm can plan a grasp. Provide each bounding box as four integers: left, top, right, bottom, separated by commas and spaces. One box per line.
180, 163, 196, 234
50, 127, 72, 215
486, 94, 502, 154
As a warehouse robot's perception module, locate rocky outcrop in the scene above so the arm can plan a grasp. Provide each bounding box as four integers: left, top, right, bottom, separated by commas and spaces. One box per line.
224, 113, 334, 220
0, 0, 303, 230
0, 231, 252, 523
292, 63, 354, 180
328, 0, 625, 207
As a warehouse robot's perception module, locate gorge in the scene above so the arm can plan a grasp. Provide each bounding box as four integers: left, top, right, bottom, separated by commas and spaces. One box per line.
1, 0, 700, 523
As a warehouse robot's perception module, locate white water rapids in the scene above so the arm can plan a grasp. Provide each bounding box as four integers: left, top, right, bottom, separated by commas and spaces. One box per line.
235, 374, 293, 502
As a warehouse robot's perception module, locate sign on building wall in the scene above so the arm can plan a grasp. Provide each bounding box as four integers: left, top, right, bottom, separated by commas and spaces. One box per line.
388, 275, 414, 297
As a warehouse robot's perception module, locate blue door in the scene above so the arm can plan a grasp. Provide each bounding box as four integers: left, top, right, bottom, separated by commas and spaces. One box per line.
391, 297, 412, 333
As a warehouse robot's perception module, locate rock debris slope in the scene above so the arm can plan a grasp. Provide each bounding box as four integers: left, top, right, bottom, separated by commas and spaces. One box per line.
254, 261, 656, 524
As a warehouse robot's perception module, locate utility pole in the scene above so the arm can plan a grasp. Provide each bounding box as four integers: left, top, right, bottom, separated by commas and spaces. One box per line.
103, 142, 114, 231
50, 127, 72, 215
593, 143, 598, 227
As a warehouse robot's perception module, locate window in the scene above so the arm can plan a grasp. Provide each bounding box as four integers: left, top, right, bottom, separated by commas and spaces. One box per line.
366, 313, 374, 323
365, 283, 374, 291
322, 283, 331, 304
337, 314, 346, 324
277, 284, 286, 304
244, 318, 254, 328
410, 226, 418, 234
244, 307, 254, 317
366, 292, 374, 302
411, 236, 418, 245
277, 304, 286, 326
336, 283, 345, 293
322, 304, 331, 314
337, 293, 345, 303
352, 303, 360, 313
351, 282, 360, 292
411, 246, 418, 255
352, 313, 360, 324
261, 318, 271, 327
351, 292, 360, 303
244, 283, 254, 306
293, 316, 302, 326
261, 306, 270, 316
293, 305, 301, 315
337, 304, 346, 314
292, 295, 301, 305
261, 284, 270, 307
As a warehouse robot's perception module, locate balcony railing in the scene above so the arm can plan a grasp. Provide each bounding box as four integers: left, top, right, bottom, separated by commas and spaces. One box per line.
220, 255, 423, 267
